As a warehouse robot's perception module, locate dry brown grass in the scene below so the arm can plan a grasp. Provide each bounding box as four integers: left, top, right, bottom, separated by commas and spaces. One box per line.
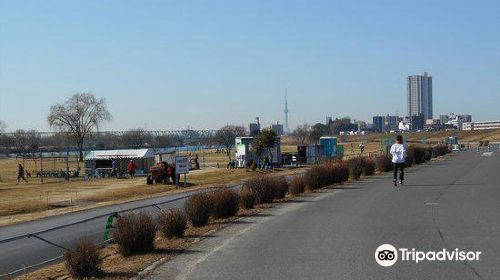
0, 155, 305, 226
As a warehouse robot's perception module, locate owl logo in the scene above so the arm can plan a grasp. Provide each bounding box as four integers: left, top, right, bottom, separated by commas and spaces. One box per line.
375, 244, 398, 266
378, 250, 395, 261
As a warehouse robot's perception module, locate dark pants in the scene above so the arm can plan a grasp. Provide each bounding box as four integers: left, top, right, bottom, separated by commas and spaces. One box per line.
393, 163, 404, 181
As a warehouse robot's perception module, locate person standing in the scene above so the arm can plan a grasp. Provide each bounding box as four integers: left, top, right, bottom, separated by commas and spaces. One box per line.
16, 164, 28, 185
359, 143, 365, 153
390, 135, 407, 187
128, 160, 137, 178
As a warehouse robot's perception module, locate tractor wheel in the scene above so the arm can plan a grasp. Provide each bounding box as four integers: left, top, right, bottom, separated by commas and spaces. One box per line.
146, 175, 153, 185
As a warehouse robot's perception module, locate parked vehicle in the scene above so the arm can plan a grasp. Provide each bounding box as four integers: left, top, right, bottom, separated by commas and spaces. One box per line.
146, 162, 179, 184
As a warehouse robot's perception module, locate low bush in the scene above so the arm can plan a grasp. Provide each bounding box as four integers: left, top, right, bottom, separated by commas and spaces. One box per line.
345, 157, 365, 180
113, 212, 156, 256
210, 187, 240, 219
288, 176, 306, 195
376, 154, 393, 172
304, 165, 331, 191
272, 177, 288, 199
424, 149, 432, 161
333, 164, 350, 184
184, 192, 213, 227
362, 158, 376, 176
246, 177, 274, 204
157, 209, 187, 239
304, 163, 350, 190
239, 186, 256, 209
64, 237, 102, 279
345, 156, 376, 179
433, 145, 449, 156
407, 146, 427, 164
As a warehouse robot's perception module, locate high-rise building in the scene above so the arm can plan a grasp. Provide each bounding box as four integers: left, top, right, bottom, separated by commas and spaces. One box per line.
249, 117, 261, 136
271, 121, 284, 136
373, 116, 385, 132
385, 115, 398, 131
407, 72, 433, 120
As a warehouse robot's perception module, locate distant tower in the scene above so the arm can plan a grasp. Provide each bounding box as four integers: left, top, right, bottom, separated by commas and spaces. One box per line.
284, 89, 290, 135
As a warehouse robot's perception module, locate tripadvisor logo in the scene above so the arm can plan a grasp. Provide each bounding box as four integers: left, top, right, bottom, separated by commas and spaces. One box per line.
375, 244, 482, 267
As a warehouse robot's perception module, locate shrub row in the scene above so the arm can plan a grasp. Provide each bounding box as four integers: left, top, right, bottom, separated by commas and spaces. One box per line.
406, 145, 450, 167
376, 154, 393, 172
289, 176, 306, 195
374, 144, 451, 172
157, 209, 187, 239
304, 164, 350, 191
433, 145, 450, 157
113, 212, 156, 256
345, 157, 376, 180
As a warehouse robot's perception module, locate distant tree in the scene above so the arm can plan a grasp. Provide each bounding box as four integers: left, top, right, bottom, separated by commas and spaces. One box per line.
329, 119, 345, 135
250, 137, 265, 161
0, 122, 12, 156
340, 117, 351, 126
260, 128, 277, 163
47, 93, 112, 161
122, 128, 151, 149
309, 129, 322, 144
328, 118, 358, 135
215, 125, 246, 160
292, 123, 310, 144
251, 128, 277, 163
13, 129, 41, 160
155, 135, 176, 148
309, 123, 327, 144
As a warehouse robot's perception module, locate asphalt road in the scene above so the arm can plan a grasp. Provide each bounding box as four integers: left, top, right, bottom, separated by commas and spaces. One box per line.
149, 148, 500, 280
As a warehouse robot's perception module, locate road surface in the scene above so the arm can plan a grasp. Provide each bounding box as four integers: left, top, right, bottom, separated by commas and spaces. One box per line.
149, 148, 500, 280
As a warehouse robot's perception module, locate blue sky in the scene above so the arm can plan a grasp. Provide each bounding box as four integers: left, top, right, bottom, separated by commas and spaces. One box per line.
0, 0, 499, 131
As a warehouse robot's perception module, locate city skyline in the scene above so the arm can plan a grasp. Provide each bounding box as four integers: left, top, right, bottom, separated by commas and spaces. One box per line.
0, 0, 499, 131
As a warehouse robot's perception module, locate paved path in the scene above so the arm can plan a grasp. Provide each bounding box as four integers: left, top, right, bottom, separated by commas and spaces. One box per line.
148, 149, 500, 280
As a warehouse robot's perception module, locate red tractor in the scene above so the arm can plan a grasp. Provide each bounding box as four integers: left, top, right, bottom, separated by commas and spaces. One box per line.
146, 162, 179, 185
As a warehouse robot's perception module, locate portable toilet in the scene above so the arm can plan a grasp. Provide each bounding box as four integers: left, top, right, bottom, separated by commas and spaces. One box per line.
320, 136, 338, 157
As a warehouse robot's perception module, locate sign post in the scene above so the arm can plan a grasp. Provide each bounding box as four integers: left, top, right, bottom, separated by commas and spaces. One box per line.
175, 156, 190, 188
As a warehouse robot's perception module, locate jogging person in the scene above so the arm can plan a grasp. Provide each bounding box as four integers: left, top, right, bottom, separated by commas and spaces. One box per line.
16, 164, 28, 185
390, 135, 407, 187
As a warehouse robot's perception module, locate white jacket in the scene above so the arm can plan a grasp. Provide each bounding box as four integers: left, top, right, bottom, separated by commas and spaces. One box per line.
390, 143, 407, 163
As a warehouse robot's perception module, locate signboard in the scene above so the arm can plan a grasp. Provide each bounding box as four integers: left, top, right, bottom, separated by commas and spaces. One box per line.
175, 156, 190, 174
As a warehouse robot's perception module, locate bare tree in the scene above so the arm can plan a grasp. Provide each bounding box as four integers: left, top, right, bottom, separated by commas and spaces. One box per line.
13, 129, 41, 160
0, 121, 12, 156
215, 125, 246, 160
0, 120, 6, 133
292, 123, 310, 144
122, 128, 151, 149
47, 93, 112, 161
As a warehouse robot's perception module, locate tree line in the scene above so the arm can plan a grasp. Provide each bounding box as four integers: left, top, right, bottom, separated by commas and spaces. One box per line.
0, 93, 249, 161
